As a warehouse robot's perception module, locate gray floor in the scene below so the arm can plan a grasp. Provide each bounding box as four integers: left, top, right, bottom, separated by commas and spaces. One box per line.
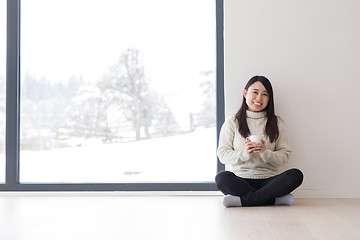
0, 194, 359, 240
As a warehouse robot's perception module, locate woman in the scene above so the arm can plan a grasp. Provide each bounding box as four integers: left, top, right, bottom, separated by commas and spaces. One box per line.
215, 76, 303, 207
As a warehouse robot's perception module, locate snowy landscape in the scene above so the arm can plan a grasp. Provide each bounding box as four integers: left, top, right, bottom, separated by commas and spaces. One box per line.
1, 127, 217, 183
0, 0, 217, 184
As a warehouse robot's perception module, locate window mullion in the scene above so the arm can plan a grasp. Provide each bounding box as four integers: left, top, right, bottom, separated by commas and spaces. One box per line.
5, 0, 20, 186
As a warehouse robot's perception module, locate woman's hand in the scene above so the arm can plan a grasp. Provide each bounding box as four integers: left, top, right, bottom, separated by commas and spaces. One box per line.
245, 139, 266, 154
253, 139, 266, 153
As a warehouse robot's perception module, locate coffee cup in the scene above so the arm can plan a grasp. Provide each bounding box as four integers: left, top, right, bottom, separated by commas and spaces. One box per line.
248, 135, 263, 143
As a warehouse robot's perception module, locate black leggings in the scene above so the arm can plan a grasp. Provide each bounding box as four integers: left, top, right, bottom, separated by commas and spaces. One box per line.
215, 168, 303, 206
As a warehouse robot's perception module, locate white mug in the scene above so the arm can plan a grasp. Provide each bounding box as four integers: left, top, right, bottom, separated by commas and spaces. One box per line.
248, 135, 263, 143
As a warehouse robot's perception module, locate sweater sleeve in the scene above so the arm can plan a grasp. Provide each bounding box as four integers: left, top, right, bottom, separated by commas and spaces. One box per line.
259, 118, 292, 167
217, 118, 250, 165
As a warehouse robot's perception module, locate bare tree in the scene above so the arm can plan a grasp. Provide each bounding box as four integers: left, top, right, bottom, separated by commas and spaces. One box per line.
99, 48, 155, 140
193, 70, 216, 129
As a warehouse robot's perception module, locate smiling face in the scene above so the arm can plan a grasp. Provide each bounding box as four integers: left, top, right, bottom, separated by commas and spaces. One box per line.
243, 81, 269, 112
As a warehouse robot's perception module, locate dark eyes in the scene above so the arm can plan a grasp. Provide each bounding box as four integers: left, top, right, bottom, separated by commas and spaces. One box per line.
252, 91, 268, 96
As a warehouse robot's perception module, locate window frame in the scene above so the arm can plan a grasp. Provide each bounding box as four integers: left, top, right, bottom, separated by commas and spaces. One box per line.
1, 0, 224, 191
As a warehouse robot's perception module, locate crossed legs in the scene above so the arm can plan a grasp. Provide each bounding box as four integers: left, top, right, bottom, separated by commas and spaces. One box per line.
215, 169, 303, 207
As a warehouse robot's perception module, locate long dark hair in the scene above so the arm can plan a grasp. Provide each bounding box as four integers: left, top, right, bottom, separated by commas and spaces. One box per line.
235, 76, 279, 142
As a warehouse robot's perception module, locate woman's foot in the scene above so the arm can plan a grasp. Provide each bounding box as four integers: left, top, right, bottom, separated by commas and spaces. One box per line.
223, 195, 242, 207
275, 194, 294, 205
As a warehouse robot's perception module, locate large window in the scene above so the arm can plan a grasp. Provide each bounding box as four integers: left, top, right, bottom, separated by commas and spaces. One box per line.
0, 0, 6, 183
19, 0, 219, 184
1, 0, 223, 190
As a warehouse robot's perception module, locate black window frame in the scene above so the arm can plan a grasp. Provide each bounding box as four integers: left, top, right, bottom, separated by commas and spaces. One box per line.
1, 0, 224, 191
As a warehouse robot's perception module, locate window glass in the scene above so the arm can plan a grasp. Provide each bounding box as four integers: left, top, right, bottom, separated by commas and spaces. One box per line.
0, 0, 6, 183
20, 0, 216, 183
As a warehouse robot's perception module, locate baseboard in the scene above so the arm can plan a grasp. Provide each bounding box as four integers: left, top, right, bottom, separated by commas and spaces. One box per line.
1, 190, 359, 198
0, 191, 224, 196
294, 189, 360, 198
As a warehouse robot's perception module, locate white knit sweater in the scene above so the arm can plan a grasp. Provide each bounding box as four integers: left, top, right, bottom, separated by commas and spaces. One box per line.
217, 110, 292, 179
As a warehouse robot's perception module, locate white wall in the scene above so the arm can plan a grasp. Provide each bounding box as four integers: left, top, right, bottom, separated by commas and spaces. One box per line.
224, 0, 360, 198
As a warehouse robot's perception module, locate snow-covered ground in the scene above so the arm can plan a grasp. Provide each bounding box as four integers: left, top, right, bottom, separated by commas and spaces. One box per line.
0, 127, 217, 183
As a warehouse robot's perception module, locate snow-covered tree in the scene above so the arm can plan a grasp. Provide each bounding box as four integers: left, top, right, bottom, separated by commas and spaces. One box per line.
99, 48, 177, 140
